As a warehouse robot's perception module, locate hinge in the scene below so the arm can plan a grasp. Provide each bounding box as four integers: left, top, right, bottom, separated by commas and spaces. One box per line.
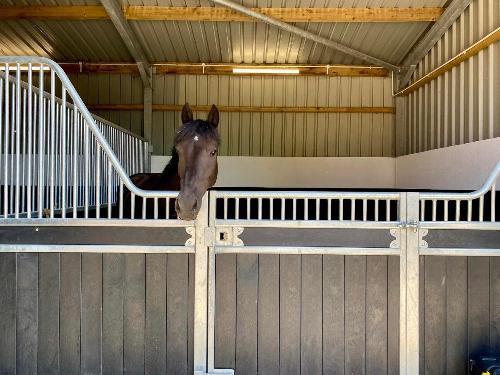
398, 221, 420, 232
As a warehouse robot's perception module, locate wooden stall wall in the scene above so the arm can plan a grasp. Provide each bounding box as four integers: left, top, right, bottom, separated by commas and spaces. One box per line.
1, 253, 500, 374
0, 253, 194, 375
402, 0, 500, 155
69, 73, 395, 158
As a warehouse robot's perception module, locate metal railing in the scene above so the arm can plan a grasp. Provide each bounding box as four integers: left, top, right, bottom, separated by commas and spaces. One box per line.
0, 56, 182, 222
419, 161, 499, 226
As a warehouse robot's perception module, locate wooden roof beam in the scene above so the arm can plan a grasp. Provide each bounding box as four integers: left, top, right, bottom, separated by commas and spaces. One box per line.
0, 5, 444, 22
59, 62, 389, 77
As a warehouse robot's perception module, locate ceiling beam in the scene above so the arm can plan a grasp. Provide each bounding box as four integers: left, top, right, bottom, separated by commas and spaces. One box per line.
99, 0, 151, 88
88, 104, 395, 114
399, 0, 472, 88
59, 62, 389, 77
209, 0, 400, 72
0, 6, 444, 22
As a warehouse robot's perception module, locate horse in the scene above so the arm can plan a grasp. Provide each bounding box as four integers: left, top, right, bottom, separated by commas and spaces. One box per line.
122, 103, 220, 220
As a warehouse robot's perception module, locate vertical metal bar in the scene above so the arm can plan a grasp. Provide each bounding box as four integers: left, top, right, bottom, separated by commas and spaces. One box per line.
119, 182, 124, 219
362, 199, 367, 222
444, 200, 449, 221
21, 87, 26, 214
27, 64, 33, 217
3, 63, 9, 217
304, 199, 308, 220
154, 197, 158, 220
223, 197, 228, 220
131, 193, 135, 220
491, 185, 496, 222
432, 200, 436, 221
315, 198, 320, 220
403, 192, 420, 375
455, 200, 461, 221
166, 197, 170, 219
107, 160, 112, 218
339, 199, 344, 221
95, 144, 101, 219
247, 198, 250, 220
479, 196, 484, 222
327, 199, 332, 221
467, 200, 472, 222
281, 198, 285, 220
14, 64, 21, 218
0, 78, 3, 217
49, 69, 55, 218
10, 84, 14, 215
84, 120, 89, 218
72, 108, 78, 217
292, 198, 296, 220
142, 197, 146, 219
386, 199, 391, 221
235, 198, 240, 220
258, 197, 262, 220
374, 199, 379, 222
269, 198, 274, 220
196, 194, 210, 373
61, 87, 67, 218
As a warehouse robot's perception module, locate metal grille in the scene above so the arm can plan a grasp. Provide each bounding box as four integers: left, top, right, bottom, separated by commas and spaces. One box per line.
0, 56, 180, 221
419, 162, 499, 224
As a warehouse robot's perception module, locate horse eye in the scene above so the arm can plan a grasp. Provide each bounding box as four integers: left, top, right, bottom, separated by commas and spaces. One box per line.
209, 149, 217, 157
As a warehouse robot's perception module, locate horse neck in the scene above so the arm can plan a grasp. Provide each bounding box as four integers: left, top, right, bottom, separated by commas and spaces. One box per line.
161, 148, 181, 189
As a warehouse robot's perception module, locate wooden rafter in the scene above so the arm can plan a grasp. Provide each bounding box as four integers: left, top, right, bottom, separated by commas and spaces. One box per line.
88, 104, 395, 114
59, 62, 389, 77
0, 5, 444, 22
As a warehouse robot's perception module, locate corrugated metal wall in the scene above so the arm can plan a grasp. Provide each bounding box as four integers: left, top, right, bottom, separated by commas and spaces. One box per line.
403, 0, 500, 155
70, 73, 395, 157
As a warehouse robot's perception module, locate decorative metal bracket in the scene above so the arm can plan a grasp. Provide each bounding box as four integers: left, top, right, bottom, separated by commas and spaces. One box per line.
419, 229, 429, 249
185, 226, 196, 246
390, 228, 400, 249
214, 226, 244, 247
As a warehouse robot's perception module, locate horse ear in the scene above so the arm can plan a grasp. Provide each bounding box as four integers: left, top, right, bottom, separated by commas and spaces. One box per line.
207, 104, 219, 128
181, 103, 193, 124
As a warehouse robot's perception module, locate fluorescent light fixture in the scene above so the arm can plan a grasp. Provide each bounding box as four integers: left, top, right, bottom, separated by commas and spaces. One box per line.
233, 68, 300, 74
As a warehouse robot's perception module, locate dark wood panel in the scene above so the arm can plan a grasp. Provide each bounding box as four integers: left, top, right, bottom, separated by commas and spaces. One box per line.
446, 257, 467, 375
16, 253, 38, 374
424, 257, 446, 375
257, 255, 280, 375
387, 256, 400, 375
344, 256, 366, 375
236, 254, 258, 375
301, 255, 323, 375
468, 257, 490, 359
366, 256, 388, 374
145, 254, 167, 374
60, 253, 81, 374
0, 253, 16, 374
491, 258, 500, 353
279, 255, 301, 375
187, 254, 195, 374
323, 255, 345, 375
81, 254, 103, 374
123, 254, 146, 375
167, 254, 189, 375
215, 254, 237, 369
38, 254, 59, 374
102, 254, 125, 374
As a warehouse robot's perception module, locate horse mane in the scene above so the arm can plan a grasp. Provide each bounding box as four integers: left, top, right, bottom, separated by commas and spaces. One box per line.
161, 147, 179, 178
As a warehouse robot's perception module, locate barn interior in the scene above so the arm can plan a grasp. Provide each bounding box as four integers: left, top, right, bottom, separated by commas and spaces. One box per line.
1, 1, 500, 374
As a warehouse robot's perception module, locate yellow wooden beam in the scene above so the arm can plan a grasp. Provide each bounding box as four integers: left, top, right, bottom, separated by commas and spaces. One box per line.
88, 104, 395, 114
0, 5, 444, 22
60, 62, 389, 77
398, 26, 500, 96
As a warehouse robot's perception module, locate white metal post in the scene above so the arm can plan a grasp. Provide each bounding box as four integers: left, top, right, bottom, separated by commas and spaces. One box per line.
400, 192, 420, 375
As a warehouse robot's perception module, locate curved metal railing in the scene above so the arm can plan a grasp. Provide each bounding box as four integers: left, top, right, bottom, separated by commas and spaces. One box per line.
0, 56, 179, 221
419, 161, 499, 223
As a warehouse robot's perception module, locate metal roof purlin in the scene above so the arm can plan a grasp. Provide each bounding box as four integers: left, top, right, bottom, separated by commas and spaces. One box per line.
100, 0, 151, 88
399, 0, 472, 89
209, 0, 401, 73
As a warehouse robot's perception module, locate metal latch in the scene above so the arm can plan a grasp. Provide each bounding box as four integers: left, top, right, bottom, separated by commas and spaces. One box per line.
398, 221, 420, 232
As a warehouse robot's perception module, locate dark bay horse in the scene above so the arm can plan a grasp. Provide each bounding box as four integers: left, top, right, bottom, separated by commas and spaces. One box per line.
123, 103, 220, 220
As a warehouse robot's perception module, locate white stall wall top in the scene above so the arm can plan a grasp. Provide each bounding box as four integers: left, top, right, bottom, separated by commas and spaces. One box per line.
396, 137, 500, 191
152, 138, 500, 190
152, 157, 396, 189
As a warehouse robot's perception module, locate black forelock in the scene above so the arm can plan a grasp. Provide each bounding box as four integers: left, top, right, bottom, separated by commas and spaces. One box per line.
174, 119, 220, 146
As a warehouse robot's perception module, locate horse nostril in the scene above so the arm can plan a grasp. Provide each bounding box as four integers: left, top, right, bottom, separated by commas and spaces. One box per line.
192, 201, 198, 211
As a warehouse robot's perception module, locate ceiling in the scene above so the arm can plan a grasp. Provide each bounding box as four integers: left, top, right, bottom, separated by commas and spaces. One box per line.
0, 0, 449, 66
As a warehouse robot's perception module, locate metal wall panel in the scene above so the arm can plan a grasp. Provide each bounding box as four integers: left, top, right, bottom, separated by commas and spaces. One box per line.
404, 0, 500, 154
72, 73, 395, 157
160, 74, 395, 157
